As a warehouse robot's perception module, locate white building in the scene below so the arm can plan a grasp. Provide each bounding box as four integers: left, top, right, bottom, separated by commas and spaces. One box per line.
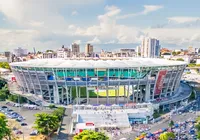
136, 45, 141, 57
13, 47, 28, 57
57, 45, 71, 58
141, 38, 160, 58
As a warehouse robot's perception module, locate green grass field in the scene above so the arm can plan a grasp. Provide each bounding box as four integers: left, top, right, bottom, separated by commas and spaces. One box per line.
95, 86, 127, 97
72, 86, 128, 98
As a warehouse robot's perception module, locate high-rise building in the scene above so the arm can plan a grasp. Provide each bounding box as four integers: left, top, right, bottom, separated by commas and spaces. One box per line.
71, 43, 80, 56
13, 47, 28, 57
85, 44, 94, 56
141, 37, 160, 58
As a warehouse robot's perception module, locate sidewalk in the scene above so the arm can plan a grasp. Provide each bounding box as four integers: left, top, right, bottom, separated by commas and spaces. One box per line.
57, 108, 73, 140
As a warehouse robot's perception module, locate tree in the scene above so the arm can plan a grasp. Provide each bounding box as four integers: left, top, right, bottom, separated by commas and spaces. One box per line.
34, 113, 59, 135
0, 90, 7, 101
0, 113, 11, 140
159, 132, 175, 140
0, 62, 10, 69
189, 91, 196, 101
46, 50, 54, 53
0, 79, 7, 89
73, 130, 109, 140
48, 104, 56, 109
52, 107, 65, 121
169, 120, 174, 129
176, 58, 184, 61
172, 51, 176, 56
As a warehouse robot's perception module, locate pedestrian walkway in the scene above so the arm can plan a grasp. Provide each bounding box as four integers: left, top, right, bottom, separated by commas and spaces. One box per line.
57, 108, 73, 140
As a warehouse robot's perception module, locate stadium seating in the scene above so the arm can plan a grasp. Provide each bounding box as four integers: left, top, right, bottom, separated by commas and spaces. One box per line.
51, 69, 149, 81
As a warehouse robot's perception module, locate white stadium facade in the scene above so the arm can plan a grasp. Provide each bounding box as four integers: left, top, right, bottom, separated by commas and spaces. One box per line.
10, 58, 188, 105
10, 58, 193, 127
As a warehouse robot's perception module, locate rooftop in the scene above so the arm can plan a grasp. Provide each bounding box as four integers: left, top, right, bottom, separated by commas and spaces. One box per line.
10, 58, 187, 68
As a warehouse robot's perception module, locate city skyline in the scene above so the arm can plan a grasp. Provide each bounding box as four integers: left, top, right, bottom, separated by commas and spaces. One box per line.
0, 0, 200, 52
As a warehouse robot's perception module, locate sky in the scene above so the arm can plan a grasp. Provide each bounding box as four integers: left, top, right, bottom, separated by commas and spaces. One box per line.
0, 0, 200, 52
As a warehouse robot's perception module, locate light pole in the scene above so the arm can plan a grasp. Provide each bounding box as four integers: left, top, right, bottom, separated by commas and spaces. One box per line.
18, 95, 20, 113
22, 126, 25, 140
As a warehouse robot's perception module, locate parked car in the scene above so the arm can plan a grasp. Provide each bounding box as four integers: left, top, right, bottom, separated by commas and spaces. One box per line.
30, 130, 38, 136
1, 106, 7, 109
15, 130, 23, 135
80, 99, 87, 104
21, 122, 28, 126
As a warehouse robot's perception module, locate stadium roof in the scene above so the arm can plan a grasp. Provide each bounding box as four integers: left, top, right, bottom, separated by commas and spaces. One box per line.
10, 58, 187, 68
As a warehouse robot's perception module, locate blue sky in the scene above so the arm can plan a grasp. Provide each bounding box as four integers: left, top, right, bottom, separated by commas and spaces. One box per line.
0, 0, 200, 52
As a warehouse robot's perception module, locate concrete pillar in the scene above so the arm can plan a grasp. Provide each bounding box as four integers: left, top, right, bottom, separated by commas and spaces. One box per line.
145, 84, 150, 102
106, 86, 109, 104
53, 86, 60, 104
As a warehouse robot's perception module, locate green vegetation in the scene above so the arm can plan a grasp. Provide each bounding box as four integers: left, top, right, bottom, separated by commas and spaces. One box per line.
172, 51, 181, 56
0, 62, 10, 69
176, 58, 184, 61
153, 110, 165, 118
46, 50, 54, 53
48, 104, 56, 109
0, 79, 27, 103
52, 107, 65, 121
72, 87, 97, 98
34, 113, 59, 135
189, 90, 196, 101
8, 94, 27, 103
195, 116, 200, 139
73, 130, 109, 140
159, 132, 175, 140
0, 80, 9, 101
168, 120, 174, 129
0, 113, 11, 140
188, 63, 197, 67
34, 107, 65, 135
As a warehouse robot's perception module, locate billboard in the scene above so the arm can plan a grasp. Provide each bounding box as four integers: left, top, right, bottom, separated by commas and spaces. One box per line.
154, 70, 167, 95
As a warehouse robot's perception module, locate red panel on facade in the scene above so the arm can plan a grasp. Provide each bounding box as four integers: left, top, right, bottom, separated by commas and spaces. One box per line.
154, 70, 167, 95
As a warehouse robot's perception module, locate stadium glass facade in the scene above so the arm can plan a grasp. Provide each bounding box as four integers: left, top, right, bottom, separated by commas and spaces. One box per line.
10, 58, 187, 105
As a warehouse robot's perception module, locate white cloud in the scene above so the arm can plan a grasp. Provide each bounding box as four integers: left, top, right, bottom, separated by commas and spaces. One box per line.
73, 40, 82, 44
87, 37, 101, 44
168, 17, 200, 24
117, 5, 163, 19
105, 40, 116, 44
29, 21, 44, 27
142, 5, 163, 14
104, 5, 121, 17
144, 28, 200, 46
68, 24, 76, 29
71, 10, 78, 16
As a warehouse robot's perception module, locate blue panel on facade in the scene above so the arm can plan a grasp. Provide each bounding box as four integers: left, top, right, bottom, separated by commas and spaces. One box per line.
66, 78, 73, 81
47, 75, 54, 80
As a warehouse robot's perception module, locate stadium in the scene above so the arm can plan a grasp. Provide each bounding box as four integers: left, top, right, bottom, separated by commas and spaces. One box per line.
10, 58, 187, 106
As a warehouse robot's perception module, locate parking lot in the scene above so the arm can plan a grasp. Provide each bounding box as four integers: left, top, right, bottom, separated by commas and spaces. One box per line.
0, 101, 53, 139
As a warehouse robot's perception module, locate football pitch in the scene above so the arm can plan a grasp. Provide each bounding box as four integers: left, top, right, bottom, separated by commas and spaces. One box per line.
72, 86, 128, 97
94, 86, 128, 97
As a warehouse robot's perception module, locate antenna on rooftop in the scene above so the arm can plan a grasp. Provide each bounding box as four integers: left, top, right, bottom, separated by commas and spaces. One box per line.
33, 47, 36, 55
